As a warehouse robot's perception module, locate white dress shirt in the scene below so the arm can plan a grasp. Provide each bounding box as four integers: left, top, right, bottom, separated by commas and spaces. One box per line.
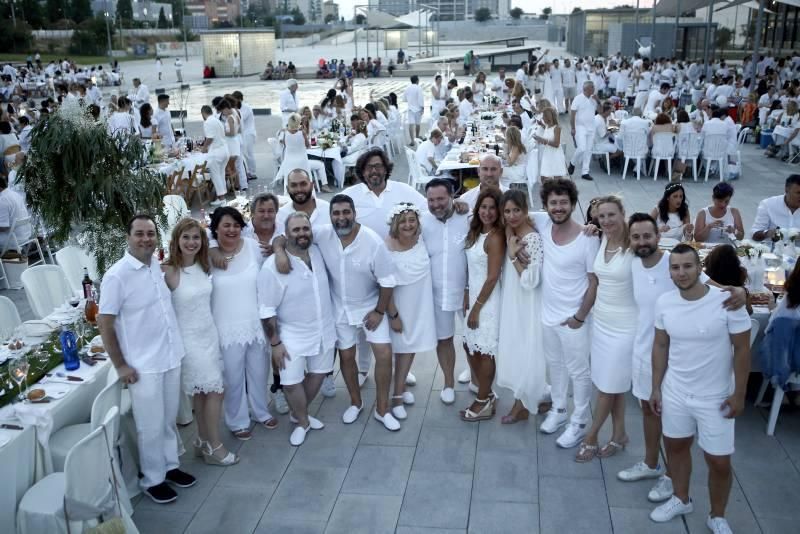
571, 93, 597, 129
279, 89, 298, 114
132, 84, 149, 108
99, 252, 184, 373
421, 211, 469, 311
315, 224, 396, 325
240, 103, 256, 135
258, 247, 336, 356
154, 107, 175, 149
750, 195, 800, 235
404, 84, 425, 113
458, 99, 474, 125
341, 181, 426, 239
203, 115, 227, 152
276, 198, 330, 230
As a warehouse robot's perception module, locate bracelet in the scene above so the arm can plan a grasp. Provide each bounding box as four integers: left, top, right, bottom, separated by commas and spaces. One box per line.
374, 309, 385, 315
572, 315, 584, 323
271, 341, 282, 347
476, 299, 485, 305
389, 311, 399, 320
511, 256, 518, 264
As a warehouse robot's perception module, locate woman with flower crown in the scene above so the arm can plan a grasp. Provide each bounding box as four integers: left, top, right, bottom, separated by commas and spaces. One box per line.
384, 202, 437, 421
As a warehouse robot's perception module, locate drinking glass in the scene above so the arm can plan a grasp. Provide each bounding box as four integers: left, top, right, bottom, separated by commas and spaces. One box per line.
9, 355, 30, 403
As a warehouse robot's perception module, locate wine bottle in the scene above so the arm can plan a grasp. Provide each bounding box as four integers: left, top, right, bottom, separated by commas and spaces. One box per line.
81, 267, 93, 300
85, 288, 98, 324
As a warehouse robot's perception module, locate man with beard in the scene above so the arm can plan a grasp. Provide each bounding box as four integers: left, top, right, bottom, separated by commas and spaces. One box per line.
258, 212, 335, 446
277, 194, 399, 430
648, 244, 751, 533
421, 178, 469, 404
618, 214, 746, 506
277, 169, 331, 231
530, 178, 599, 449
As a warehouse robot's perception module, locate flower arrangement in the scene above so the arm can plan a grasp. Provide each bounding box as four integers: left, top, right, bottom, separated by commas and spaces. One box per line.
737, 239, 771, 259
226, 197, 252, 223
19, 99, 166, 276
385, 202, 421, 226
317, 130, 340, 150
488, 96, 500, 106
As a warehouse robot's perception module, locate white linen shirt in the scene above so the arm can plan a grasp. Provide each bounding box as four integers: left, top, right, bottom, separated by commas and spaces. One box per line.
240, 103, 256, 135
315, 224, 396, 325
203, 115, 227, 152
341, 181, 426, 239
421, 211, 469, 311
571, 93, 597, 129
154, 107, 175, 149
257, 247, 336, 356
750, 194, 800, 235
276, 198, 330, 230
404, 84, 425, 113
279, 89, 298, 114
99, 252, 184, 374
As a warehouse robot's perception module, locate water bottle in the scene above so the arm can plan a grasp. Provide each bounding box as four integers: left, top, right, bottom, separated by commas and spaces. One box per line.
59, 326, 80, 371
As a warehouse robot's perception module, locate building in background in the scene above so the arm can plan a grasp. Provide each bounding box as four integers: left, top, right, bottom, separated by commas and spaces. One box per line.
185, 0, 243, 26
201, 28, 275, 76
91, 0, 174, 24
322, 0, 339, 21
270, 0, 322, 22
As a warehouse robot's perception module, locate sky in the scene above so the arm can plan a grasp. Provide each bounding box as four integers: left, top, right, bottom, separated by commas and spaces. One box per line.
332, 1, 620, 19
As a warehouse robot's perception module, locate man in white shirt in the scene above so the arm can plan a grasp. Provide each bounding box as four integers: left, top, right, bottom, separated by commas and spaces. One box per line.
644, 82, 670, 120
415, 129, 443, 175
491, 68, 509, 102
634, 65, 653, 111
562, 59, 578, 111
531, 179, 598, 450
550, 59, 564, 113
701, 107, 735, 157
200, 104, 229, 206
404, 75, 425, 143
593, 102, 622, 170
279, 79, 299, 127
86, 79, 103, 107
98, 214, 195, 504
515, 61, 528, 89
130, 77, 149, 110
18, 117, 32, 153
234, 90, 257, 179
568, 81, 600, 181
649, 244, 751, 532
751, 174, 800, 241
457, 88, 475, 126
174, 57, 183, 83
458, 154, 509, 212
0, 176, 31, 252
277, 169, 331, 231
154, 94, 175, 150
421, 178, 469, 405
259, 212, 336, 446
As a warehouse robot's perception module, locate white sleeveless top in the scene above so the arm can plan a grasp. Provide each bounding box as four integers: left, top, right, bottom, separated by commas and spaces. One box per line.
702, 206, 735, 243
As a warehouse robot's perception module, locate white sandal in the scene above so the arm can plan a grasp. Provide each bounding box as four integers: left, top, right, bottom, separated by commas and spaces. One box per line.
460, 397, 495, 422
192, 437, 207, 458
203, 442, 240, 466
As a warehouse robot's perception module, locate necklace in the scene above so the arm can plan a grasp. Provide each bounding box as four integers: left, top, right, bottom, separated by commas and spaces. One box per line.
605, 246, 622, 254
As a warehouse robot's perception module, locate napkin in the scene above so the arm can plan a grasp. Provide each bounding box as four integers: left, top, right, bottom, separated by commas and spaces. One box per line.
14, 402, 54, 447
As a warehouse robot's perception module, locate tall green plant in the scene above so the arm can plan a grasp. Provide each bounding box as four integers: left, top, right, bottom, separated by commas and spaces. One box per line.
18, 101, 166, 275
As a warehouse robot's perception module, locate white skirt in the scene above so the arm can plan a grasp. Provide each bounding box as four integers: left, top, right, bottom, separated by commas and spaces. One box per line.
390, 274, 437, 354
225, 135, 241, 157
590, 321, 635, 394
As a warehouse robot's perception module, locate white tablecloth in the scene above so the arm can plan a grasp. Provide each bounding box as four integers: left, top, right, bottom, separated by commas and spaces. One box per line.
157, 152, 210, 184
308, 146, 344, 187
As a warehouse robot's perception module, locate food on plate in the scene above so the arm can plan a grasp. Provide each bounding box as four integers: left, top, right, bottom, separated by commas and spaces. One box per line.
750, 292, 772, 306
8, 340, 23, 351
90, 345, 105, 354
27, 389, 46, 401
468, 159, 480, 165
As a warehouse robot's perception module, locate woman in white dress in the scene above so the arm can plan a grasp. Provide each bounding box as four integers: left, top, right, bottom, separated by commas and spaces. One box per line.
533, 107, 567, 181
277, 113, 325, 187
496, 190, 549, 424
342, 115, 368, 167
385, 203, 437, 421
616, 62, 631, 98
209, 207, 275, 440
650, 182, 693, 241
576, 196, 637, 462
137, 103, 156, 139
220, 99, 242, 185
693, 182, 744, 243
462, 188, 505, 422
501, 125, 528, 188
361, 107, 387, 149
472, 72, 487, 105
163, 218, 238, 466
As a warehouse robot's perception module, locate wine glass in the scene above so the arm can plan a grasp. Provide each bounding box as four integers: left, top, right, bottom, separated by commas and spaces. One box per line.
69, 296, 80, 308
9, 355, 30, 403
74, 319, 87, 348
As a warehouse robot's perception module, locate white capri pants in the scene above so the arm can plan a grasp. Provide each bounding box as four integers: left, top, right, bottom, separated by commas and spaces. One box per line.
280, 347, 335, 386
243, 132, 257, 176
207, 149, 229, 197
221, 340, 272, 431
542, 322, 592, 425
570, 126, 594, 176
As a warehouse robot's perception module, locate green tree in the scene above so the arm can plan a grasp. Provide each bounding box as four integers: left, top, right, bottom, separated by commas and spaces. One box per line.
45, 0, 66, 23
540, 7, 552, 20
324, 13, 336, 23
509, 7, 523, 19
116, 0, 133, 23
169, 0, 182, 26
474, 7, 491, 22
69, 16, 115, 55
70, 0, 92, 23
715, 27, 733, 50
19, 0, 46, 29
354, 13, 366, 24
0, 19, 33, 53
290, 7, 305, 25
158, 6, 168, 28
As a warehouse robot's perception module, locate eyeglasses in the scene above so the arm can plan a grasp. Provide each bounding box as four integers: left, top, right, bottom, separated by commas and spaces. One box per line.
365, 163, 385, 171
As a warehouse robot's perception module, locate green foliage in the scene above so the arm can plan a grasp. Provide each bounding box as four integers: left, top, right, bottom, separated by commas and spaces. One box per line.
70, 0, 93, 23
540, 7, 551, 20
45, 0, 67, 23
716, 27, 733, 50
169, 0, 182, 26
158, 6, 168, 28
291, 7, 305, 25
116, 0, 133, 23
19, 101, 166, 275
474, 7, 491, 22
0, 20, 33, 54
20, 0, 46, 29
69, 17, 113, 56
509, 7, 524, 20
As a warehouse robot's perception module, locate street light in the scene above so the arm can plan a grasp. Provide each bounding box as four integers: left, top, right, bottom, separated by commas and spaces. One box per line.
103, 2, 113, 63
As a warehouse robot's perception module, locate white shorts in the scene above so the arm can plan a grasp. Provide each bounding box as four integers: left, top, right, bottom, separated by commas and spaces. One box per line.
631, 354, 651, 401
335, 316, 391, 349
563, 86, 577, 100
661, 383, 735, 456
407, 110, 422, 125
279, 347, 335, 386
433, 306, 460, 340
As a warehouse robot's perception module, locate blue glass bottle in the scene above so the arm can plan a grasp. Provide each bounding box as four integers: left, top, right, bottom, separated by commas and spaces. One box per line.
59, 327, 80, 371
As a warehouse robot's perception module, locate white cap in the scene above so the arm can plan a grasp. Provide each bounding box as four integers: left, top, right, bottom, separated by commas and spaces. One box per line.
287, 78, 298, 88
715, 95, 728, 107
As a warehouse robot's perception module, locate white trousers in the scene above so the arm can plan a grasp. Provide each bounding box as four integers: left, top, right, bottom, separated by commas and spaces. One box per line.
570, 126, 594, 175
243, 132, 257, 175
221, 341, 272, 431
552, 87, 565, 113
207, 150, 228, 197
542, 323, 592, 425
129, 366, 181, 489
235, 154, 248, 189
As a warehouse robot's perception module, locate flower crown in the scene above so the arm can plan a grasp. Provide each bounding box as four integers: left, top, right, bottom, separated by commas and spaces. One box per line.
386, 203, 421, 226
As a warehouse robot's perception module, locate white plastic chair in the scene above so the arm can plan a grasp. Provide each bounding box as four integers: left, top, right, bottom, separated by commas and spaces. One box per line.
614, 109, 629, 121
1, 216, 44, 267
737, 127, 752, 145
755, 372, 800, 436
621, 131, 649, 180
404, 148, 436, 192
0, 295, 21, 339
55, 246, 98, 296
49, 378, 122, 472
700, 133, 728, 182
591, 144, 611, 176
676, 130, 702, 181
20, 264, 74, 319
650, 132, 676, 180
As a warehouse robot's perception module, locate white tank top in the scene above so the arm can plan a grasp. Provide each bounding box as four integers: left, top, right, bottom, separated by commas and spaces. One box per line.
702, 206, 735, 243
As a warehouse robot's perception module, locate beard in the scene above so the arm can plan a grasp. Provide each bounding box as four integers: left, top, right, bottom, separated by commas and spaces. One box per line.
289, 190, 311, 204
634, 244, 658, 258
290, 235, 311, 250
334, 219, 354, 237
365, 173, 385, 189
547, 209, 571, 224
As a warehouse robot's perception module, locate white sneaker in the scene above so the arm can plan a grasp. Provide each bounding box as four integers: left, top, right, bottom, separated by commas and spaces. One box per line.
618, 461, 665, 482
402, 391, 415, 405
374, 410, 401, 431
650, 495, 693, 523
288, 414, 324, 430
342, 404, 363, 424
539, 409, 568, 434
556, 422, 587, 449
706, 515, 733, 534
405, 372, 417, 386
289, 425, 309, 446
440, 387, 455, 404
273, 390, 290, 415
457, 368, 471, 384
358, 373, 368, 388
468, 382, 479, 394
321, 375, 336, 398
648, 475, 674, 503
391, 405, 408, 420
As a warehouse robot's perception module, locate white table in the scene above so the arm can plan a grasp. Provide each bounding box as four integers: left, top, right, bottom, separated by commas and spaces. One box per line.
157, 152, 210, 184
308, 146, 344, 187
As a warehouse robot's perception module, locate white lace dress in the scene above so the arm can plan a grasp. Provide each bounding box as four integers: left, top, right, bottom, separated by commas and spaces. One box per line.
390, 239, 437, 354
538, 125, 567, 177
224, 113, 241, 157
464, 232, 501, 357
496, 232, 548, 409
171, 263, 224, 395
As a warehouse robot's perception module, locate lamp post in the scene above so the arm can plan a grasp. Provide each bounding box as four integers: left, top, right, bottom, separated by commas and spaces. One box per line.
181, 0, 189, 61
104, 1, 113, 62
9, 0, 16, 28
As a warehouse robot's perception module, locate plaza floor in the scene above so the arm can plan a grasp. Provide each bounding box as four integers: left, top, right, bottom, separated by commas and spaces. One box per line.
5, 79, 800, 533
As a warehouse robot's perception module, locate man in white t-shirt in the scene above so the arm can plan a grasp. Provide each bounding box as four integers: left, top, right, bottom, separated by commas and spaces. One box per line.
515, 61, 528, 89
234, 90, 258, 179
415, 129, 443, 175
457, 154, 509, 212
528, 179, 599, 449
404, 75, 425, 143
568, 81, 600, 181
643, 82, 670, 120
154, 94, 175, 150
200, 104, 229, 206
491, 68, 509, 101
751, 174, 800, 241
649, 244, 751, 531
561, 59, 578, 111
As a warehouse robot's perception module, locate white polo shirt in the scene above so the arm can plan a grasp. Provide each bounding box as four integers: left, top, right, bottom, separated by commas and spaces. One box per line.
99, 252, 184, 374
257, 247, 336, 356
750, 194, 800, 235
421, 211, 469, 312
571, 93, 597, 129
276, 198, 330, 231
655, 285, 751, 398
341, 181, 426, 239
203, 115, 227, 153
154, 107, 174, 149
404, 83, 425, 113
315, 224, 396, 325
